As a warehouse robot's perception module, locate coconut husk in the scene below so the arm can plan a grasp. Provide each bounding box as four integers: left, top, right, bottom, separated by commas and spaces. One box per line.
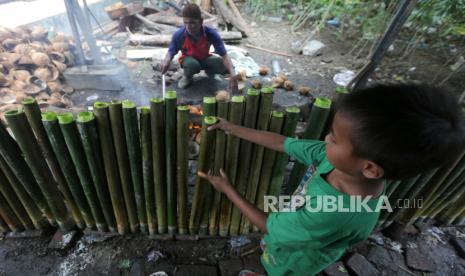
0, 88, 16, 104
35, 91, 50, 100
62, 84, 74, 94
63, 51, 75, 66
0, 103, 21, 113
24, 84, 43, 95
37, 101, 49, 109
14, 44, 32, 55
16, 55, 34, 66
52, 42, 69, 53
29, 42, 46, 52
50, 92, 62, 100
272, 76, 285, 88
283, 80, 294, 91
53, 32, 67, 43
61, 95, 73, 107
31, 52, 50, 67
215, 90, 231, 102
251, 79, 262, 89
236, 70, 247, 81
14, 91, 27, 104
2, 38, 20, 51
10, 80, 26, 91
278, 74, 287, 81
34, 65, 59, 82
48, 98, 65, 108
0, 27, 12, 42
10, 70, 30, 82
5, 52, 21, 65
47, 82, 62, 93
52, 60, 66, 73
12, 26, 30, 38
298, 86, 311, 96
0, 73, 11, 87
49, 52, 66, 63
31, 26, 48, 40
259, 66, 269, 76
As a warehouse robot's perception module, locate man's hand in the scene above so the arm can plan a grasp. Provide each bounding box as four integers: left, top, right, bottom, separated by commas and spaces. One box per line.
160, 60, 170, 74
228, 75, 239, 94
198, 169, 232, 194
207, 117, 235, 134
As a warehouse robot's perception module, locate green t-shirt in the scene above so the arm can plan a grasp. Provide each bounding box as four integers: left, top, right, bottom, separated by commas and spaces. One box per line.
261, 138, 385, 276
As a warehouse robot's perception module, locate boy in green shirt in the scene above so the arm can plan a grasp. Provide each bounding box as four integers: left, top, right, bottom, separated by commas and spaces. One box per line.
199, 83, 465, 275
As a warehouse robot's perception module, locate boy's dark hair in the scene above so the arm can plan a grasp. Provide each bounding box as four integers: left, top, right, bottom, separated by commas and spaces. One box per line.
182, 3, 202, 20
336, 83, 465, 180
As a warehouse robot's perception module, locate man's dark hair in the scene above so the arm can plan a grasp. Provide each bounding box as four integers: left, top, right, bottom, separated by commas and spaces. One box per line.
182, 3, 202, 20
335, 83, 465, 180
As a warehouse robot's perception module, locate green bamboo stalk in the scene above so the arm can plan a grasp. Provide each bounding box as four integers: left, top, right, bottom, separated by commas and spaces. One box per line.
76, 111, 117, 232
202, 97, 217, 117
286, 97, 332, 194
321, 86, 349, 140
0, 168, 33, 229
0, 191, 24, 232
440, 192, 465, 225
164, 91, 178, 234
93, 102, 128, 234
209, 100, 230, 236
109, 100, 138, 233
268, 107, 300, 198
5, 109, 73, 230
0, 215, 8, 233
229, 88, 260, 236
22, 98, 84, 228
140, 107, 157, 235
0, 154, 46, 229
122, 101, 147, 233
176, 105, 189, 235
57, 113, 106, 231
189, 116, 217, 234
240, 87, 274, 235
255, 111, 284, 212
150, 98, 167, 234
41, 111, 95, 229
217, 96, 245, 236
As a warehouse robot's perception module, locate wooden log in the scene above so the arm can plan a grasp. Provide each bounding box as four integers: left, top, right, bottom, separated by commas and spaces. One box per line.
145, 13, 183, 27
226, 0, 252, 36
212, 0, 252, 37
129, 31, 242, 46
176, 105, 189, 235
201, 0, 211, 13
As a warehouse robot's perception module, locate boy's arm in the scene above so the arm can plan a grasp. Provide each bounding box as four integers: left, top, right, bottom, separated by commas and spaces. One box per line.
198, 170, 268, 233
208, 118, 286, 152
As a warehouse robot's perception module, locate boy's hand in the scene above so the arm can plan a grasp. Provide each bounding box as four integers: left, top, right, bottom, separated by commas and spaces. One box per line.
207, 117, 234, 134
198, 169, 232, 194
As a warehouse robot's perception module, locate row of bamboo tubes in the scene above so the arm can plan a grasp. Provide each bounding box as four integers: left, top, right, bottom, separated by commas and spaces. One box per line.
0, 86, 464, 235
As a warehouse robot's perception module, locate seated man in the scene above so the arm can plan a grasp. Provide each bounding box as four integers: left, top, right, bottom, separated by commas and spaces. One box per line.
160, 3, 238, 93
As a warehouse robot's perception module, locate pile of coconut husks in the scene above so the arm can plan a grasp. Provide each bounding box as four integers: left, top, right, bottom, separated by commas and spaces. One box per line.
0, 25, 77, 122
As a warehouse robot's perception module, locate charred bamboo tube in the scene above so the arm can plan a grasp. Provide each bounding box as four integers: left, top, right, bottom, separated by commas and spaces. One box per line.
202, 97, 217, 117
150, 98, 167, 234
217, 96, 245, 236
57, 113, 106, 231
23, 98, 85, 228
0, 215, 8, 233
42, 111, 95, 229
0, 168, 33, 229
165, 91, 177, 234
0, 192, 23, 232
76, 111, 117, 232
255, 111, 285, 212
0, 124, 52, 225
176, 105, 189, 235
268, 107, 300, 198
122, 101, 147, 233
93, 102, 128, 234
0, 154, 46, 229
229, 88, 260, 236
209, 100, 230, 235
241, 87, 274, 234
140, 107, 157, 235
5, 109, 73, 230
189, 116, 217, 234
109, 100, 138, 233
286, 97, 332, 194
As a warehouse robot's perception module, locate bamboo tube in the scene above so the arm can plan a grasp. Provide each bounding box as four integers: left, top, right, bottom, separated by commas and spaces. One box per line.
439, 191, 465, 225
202, 97, 217, 117
229, 88, 260, 236
164, 91, 178, 234
93, 102, 128, 234
0, 215, 8, 233
286, 97, 332, 194
322, 86, 349, 140
109, 100, 138, 233
452, 208, 465, 226
122, 101, 147, 233
150, 98, 167, 234
22, 98, 84, 228
189, 116, 217, 234
0, 168, 33, 229
57, 113, 106, 231
42, 111, 95, 229
140, 107, 157, 235
0, 154, 46, 229
268, 107, 300, 198
5, 109, 73, 230
217, 96, 244, 236
209, 100, 230, 235
240, 87, 274, 235
0, 124, 52, 225
76, 111, 117, 232
255, 111, 284, 212
176, 105, 189, 235
0, 192, 23, 232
